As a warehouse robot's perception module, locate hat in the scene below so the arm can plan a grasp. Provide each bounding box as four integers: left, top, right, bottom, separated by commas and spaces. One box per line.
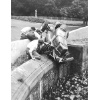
31, 27, 36, 31
49, 26, 54, 32
55, 21, 61, 25
55, 21, 62, 30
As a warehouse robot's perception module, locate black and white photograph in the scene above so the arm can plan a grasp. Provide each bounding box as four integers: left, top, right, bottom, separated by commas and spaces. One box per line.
11, 0, 88, 100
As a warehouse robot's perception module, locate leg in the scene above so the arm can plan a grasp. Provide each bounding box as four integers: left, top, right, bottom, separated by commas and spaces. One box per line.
29, 51, 35, 60
26, 48, 31, 59
52, 50, 56, 59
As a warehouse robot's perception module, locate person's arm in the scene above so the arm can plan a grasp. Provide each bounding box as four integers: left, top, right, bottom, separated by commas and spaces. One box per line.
30, 51, 35, 60
66, 31, 69, 39
34, 31, 41, 39
51, 35, 55, 42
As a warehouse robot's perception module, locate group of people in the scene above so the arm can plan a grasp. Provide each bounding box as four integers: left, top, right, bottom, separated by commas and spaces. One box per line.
20, 21, 73, 62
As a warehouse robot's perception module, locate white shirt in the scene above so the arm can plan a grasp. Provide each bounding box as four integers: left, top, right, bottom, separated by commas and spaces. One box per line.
27, 40, 38, 53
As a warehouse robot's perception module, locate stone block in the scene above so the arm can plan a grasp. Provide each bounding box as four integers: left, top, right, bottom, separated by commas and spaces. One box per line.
68, 43, 88, 75
81, 60, 88, 73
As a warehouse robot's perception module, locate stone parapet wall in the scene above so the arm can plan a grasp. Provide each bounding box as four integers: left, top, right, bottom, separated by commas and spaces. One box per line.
11, 55, 54, 100
11, 39, 30, 70
25, 62, 71, 100
68, 43, 88, 75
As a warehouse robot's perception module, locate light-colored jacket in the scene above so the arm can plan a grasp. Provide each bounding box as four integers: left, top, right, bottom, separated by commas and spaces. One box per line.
55, 28, 68, 38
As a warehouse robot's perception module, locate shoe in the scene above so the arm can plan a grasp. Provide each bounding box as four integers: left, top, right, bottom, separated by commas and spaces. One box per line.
64, 57, 74, 62
32, 58, 35, 60
35, 56, 41, 60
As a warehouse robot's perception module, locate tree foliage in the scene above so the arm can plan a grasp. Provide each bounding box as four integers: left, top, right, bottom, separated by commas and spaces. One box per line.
11, 0, 88, 20
60, 0, 88, 19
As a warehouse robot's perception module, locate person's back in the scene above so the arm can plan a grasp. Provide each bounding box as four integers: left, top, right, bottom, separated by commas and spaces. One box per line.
26, 39, 43, 60
51, 24, 69, 45
27, 40, 38, 52
21, 27, 31, 34
56, 28, 66, 38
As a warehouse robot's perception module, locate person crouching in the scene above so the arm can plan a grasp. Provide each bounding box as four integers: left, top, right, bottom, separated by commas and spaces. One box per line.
26, 39, 44, 60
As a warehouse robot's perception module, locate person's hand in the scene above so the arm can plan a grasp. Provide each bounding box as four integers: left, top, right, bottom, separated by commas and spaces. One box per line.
48, 41, 51, 44
32, 57, 35, 60
59, 58, 63, 62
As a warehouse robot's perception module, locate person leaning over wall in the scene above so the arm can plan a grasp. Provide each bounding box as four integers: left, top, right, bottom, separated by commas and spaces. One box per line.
49, 23, 70, 62
20, 27, 36, 40
20, 26, 44, 60
26, 39, 44, 60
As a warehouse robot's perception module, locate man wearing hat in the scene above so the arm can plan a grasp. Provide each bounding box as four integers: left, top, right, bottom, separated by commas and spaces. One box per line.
56, 24, 69, 38
49, 24, 70, 62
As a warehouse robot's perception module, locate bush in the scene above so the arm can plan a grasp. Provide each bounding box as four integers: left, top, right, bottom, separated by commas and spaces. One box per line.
11, 16, 51, 24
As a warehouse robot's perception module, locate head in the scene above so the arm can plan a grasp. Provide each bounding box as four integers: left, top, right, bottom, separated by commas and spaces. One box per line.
60, 24, 68, 32
49, 26, 54, 32
55, 21, 62, 30
31, 27, 36, 31
41, 21, 50, 32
